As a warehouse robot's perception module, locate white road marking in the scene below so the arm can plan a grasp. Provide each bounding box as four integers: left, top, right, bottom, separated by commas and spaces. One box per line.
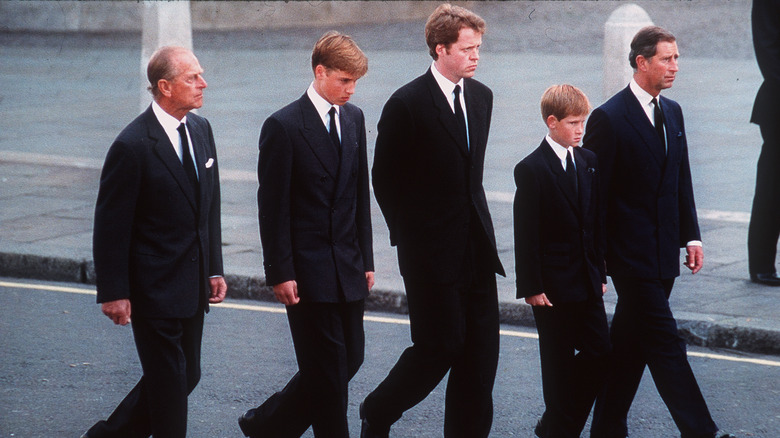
3, 280, 776, 367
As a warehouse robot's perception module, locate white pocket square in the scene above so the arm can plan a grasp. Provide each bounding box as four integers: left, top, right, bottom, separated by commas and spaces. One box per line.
205, 158, 214, 168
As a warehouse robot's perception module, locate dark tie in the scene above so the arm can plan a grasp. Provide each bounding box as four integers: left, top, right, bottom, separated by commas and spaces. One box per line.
453, 84, 468, 148
328, 106, 341, 155
177, 123, 199, 197
652, 97, 666, 153
566, 149, 578, 197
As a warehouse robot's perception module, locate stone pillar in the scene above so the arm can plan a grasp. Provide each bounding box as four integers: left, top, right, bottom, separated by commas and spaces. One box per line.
602, 4, 653, 99
140, 1, 193, 112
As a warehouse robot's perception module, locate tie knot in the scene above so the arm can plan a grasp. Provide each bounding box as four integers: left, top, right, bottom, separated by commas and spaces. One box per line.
177, 122, 186, 135
329, 106, 337, 117
651, 97, 659, 108
454, 84, 461, 98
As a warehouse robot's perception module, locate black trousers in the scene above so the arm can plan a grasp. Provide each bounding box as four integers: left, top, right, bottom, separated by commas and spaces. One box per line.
362, 249, 499, 438
532, 295, 610, 438
242, 299, 365, 438
590, 277, 717, 438
748, 123, 780, 275
85, 310, 205, 438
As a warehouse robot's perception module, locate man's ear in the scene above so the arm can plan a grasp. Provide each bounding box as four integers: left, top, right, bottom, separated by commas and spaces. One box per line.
635, 55, 648, 72
157, 79, 172, 98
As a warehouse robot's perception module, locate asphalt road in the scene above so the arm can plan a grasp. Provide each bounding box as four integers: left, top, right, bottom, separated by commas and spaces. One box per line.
1, 278, 778, 437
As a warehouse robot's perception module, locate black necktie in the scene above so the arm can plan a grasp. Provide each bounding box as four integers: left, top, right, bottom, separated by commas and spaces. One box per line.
566, 149, 578, 197
328, 106, 341, 155
453, 84, 468, 148
652, 97, 666, 153
177, 123, 199, 196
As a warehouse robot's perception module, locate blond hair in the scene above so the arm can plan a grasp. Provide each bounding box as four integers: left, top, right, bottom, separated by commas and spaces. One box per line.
311, 31, 368, 78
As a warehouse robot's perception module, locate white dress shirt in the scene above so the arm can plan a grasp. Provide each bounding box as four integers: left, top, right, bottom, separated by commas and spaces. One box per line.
431, 62, 470, 148
307, 83, 341, 141
151, 100, 198, 179
546, 135, 575, 171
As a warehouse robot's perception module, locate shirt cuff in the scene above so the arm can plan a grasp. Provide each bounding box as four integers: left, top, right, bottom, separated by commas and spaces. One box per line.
686, 240, 702, 247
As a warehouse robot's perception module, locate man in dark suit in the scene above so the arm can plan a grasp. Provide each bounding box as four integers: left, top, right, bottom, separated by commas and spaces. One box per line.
238, 31, 373, 438
583, 27, 731, 438
748, 0, 780, 286
361, 4, 504, 437
84, 46, 227, 438
514, 84, 610, 438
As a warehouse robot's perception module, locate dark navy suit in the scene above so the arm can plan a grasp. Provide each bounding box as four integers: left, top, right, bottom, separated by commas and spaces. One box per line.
248, 93, 373, 437
89, 105, 224, 437
584, 86, 718, 438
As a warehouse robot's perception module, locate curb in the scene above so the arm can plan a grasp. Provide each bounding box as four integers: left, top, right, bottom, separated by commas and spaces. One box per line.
2, 251, 778, 356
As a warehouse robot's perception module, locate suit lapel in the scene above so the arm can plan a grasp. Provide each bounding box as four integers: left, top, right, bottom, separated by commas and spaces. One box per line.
540, 140, 579, 213
146, 109, 199, 211
334, 107, 357, 198
298, 95, 339, 179
187, 117, 210, 211
621, 88, 666, 166
425, 70, 469, 157
574, 148, 591, 217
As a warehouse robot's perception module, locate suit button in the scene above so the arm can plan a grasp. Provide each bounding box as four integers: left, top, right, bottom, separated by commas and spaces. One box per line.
191, 257, 198, 262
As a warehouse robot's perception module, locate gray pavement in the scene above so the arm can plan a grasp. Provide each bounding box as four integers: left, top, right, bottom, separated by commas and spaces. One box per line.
1, 1, 779, 356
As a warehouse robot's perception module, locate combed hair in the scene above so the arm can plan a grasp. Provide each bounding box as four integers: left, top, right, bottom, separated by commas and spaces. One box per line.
540, 84, 591, 121
311, 31, 368, 78
147, 46, 190, 97
425, 3, 486, 60
629, 26, 676, 69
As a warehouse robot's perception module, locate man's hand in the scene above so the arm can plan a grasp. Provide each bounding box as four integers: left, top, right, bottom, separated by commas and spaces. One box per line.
102, 299, 131, 325
273, 280, 300, 306
685, 245, 704, 274
525, 293, 553, 307
365, 271, 375, 291
602, 283, 608, 295
209, 276, 228, 303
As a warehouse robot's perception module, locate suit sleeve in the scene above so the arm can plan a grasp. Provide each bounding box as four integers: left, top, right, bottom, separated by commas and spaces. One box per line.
257, 116, 296, 286
753, 0, 780, 85
674, 109, 701, 245
372, 95, 413, 246
205, 119, 224, 276
513, 161, 544, 299
355, 108, 374, 271
93, 141, 141, 303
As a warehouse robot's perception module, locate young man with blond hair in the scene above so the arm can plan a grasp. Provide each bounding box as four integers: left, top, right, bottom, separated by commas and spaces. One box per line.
514, 84, 610, 438
239, 31, 373, 438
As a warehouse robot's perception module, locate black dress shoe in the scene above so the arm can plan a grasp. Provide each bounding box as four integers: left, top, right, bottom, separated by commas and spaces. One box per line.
238, 409, 262, 438
360, 401, 389, 438
715, 432, 736, 438
750, 272, 780, 286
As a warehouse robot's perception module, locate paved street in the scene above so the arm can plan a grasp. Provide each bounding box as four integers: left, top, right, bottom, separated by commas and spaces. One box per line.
1, 278, 778, 437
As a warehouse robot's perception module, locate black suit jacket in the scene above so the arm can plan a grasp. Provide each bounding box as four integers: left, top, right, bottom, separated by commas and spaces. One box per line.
93, 106, 224, 318
257, 94, 373, 303
583, 86, 700, 280
751, 0, 780, 126
513, 141, 605, 303
372, 69, 504, 281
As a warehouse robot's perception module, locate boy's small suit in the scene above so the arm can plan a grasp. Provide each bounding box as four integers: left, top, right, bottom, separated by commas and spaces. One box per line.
513, 139, 610, 438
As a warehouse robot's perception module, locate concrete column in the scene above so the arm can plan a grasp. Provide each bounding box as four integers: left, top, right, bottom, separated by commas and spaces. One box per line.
140, 1, 193, 112
602, 4, 652, 99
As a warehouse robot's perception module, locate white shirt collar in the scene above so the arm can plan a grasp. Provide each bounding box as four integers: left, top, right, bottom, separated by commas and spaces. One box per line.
307, 82, 339, 128
152, 100, 188, 158
431, 62, 465, 111
546, 135, 575, 170
629, 78, 658, 125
